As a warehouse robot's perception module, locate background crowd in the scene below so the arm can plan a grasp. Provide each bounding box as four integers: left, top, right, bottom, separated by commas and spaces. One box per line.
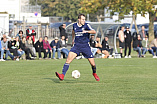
1, 24, 157, 61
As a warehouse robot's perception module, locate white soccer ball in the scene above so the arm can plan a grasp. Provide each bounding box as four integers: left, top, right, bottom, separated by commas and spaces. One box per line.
72, 70, 80, 79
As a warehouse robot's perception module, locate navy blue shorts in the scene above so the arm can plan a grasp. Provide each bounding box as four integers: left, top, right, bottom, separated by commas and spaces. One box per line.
70, 44, 93, 58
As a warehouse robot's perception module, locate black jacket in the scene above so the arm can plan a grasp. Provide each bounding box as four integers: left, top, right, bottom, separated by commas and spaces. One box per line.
102, 39, 109, 50
89, 38, 96, 48
35, 40, 44, 50
133, 32, 142, 48
124, 30, 132, 43
59, 25, 67, 39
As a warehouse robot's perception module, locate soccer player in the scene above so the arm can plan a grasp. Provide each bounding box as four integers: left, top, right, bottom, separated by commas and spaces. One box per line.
55, 14, 100, 81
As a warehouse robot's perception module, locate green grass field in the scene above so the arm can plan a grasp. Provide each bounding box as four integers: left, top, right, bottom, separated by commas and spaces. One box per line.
1, 56, 157, 104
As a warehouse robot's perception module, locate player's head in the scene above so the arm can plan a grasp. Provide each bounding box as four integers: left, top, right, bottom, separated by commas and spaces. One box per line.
105, 36, 108, 41
78, 14, 86, 25
62, 24, 66, 29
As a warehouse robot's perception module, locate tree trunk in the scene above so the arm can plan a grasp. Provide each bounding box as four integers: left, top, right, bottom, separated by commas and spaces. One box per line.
148, 11, 156, 42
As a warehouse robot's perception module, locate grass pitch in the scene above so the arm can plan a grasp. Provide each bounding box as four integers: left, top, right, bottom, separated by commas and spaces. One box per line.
0, 57, 157, 104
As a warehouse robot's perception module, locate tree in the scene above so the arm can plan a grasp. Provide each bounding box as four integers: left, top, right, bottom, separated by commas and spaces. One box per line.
80, 0, 157, 41
29, 0, 81, 22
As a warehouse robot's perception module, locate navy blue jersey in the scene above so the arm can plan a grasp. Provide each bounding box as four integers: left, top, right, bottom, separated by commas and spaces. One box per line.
73, 23, 94, 45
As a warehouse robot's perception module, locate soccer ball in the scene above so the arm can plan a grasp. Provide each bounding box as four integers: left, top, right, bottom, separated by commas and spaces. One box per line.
72, 70, 80, 79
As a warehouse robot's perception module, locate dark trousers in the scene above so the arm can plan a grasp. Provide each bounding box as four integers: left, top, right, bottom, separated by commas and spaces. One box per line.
36, 48, 47, 58
9, 48, 18, 56
124, 42, 131, 56
24, 48, 32, 59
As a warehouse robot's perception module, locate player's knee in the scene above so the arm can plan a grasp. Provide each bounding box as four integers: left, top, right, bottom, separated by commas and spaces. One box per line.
66, 59, 71, 64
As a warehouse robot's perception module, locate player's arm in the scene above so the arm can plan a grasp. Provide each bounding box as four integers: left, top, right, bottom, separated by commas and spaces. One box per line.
118, 31, 122, 42
83, 24, 96, 34
72, 30, 75, 45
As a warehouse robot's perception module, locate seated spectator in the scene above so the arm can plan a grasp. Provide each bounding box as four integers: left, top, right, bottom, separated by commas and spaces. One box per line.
1, 37, 10, 61
50, 37, 61, 59
13, 36, 25, 59
150, 35, 157, 57
59, 36, 69, 58
16, 30, 24, 41
142, 36, 156, 58
43, 36, 52, 59
101, 36, 113, 58
20, 37, 34, 60
95, 36, 102, 50
35, 37, 47, 59
8, 38, 20, 60
133, 34, 147, 57
26, 36, 36, 57
89, 35, 101, 57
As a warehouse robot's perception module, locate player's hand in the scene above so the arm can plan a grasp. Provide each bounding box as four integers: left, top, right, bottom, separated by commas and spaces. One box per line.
72, 40, 75, 46
50, 50, 52, 53
46, 49, 48, 52
82, 30, 88, 33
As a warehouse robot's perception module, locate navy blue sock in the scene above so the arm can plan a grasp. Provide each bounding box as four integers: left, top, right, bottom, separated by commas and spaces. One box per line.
62, 63, 70, 75
92, 66, 96, 73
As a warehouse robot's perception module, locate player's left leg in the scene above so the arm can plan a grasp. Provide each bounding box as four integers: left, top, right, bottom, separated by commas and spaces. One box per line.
88, 58, 100, 81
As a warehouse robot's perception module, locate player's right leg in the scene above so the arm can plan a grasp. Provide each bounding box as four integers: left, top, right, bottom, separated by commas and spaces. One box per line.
55, 52, 77, 81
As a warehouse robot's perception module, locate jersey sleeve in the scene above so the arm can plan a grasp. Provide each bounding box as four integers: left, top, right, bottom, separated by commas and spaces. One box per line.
86, 23, 94, 30
72, 24, 75, 30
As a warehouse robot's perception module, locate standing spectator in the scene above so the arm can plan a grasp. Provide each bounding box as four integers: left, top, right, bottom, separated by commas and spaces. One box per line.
50, 37, 61, 59
59, 24, 68, 42
43, 36, 52, 59
16, 30, 24, 41
26, 24, 36, 43
89, 35, 102, 56
139, 26, 147, 40
124, 27, 132, 58
1, 37, 9, 61
26, 36, 36, 57
59, 36, 69, 58
118, 26, 125, 58
101, 36, 113, 58
150, 35, 157, 57
142, 36, 156, 58
20, 37, 34, 60
35, 37, 47, 59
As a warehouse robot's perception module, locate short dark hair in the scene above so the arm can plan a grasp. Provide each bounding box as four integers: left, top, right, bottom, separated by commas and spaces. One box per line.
44, 36, 48, 39
19, 30, 23, 34
78, 14, 85, 19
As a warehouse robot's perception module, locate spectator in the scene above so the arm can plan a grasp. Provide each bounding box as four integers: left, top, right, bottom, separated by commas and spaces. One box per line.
1, 37, 10, 61
43, 36, 52, 59
89, 35, 101, 57
101, 36, 113, 58
95, 36, 102, 50
26, 24, 36, 43
8, 38, 20, 60
150, 35, 157, 57
118, 26, 125, 58
133, 34, 147, 57
20, 37, 34, 60
59, 24, 68, 42
142, 36, 156, 58
124, 27, 132, 58
139, 26, 147, 40
50, 37, 61, 59
16, 30, 24, 41
59, 36, 69, 58
26, 36, 36, 57
35, 37, 47, 59
13, 36, 25, 59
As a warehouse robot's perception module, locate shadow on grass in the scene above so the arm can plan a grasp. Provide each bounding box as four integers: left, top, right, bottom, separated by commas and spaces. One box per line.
43, 78, 77, 83
132, 97, 157, 101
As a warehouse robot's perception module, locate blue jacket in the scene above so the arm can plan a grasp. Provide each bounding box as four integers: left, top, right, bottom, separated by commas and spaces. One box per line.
50, 40, 60, 49
0, 40, 1, 49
